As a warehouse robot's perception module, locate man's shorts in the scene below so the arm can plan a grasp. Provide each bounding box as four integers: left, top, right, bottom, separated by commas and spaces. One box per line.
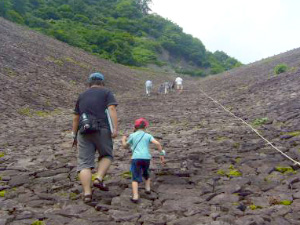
130, 159, 151, 183
77, 128, 113, 172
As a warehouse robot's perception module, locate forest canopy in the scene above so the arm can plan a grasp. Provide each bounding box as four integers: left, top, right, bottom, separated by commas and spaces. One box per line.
0, 0, 242, 76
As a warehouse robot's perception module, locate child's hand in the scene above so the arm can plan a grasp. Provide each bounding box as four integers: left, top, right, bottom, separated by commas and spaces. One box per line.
160, 156, 165, 165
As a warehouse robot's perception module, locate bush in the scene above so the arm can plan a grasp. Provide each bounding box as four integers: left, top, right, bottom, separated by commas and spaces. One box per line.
274, 63, 288, 75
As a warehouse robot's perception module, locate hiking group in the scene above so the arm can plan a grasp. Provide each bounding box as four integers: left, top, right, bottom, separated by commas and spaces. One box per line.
72, 72, 166, 204
145, 76, 183, 96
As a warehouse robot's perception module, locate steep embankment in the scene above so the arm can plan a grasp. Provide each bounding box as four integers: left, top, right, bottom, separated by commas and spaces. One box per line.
1, 17, 300, 225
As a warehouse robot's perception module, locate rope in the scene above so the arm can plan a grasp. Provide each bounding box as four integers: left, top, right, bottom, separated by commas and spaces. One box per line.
198, 88, 300, 167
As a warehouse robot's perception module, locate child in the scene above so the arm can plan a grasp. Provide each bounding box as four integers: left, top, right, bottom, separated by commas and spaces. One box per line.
122, 118, 165, 203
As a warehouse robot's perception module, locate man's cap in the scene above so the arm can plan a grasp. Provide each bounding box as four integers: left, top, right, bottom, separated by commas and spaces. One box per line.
134, 118, 149, 128
88, 72, 104, 82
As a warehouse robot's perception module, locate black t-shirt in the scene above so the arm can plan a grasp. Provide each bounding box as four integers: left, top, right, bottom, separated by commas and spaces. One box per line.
74, 87, 117, 119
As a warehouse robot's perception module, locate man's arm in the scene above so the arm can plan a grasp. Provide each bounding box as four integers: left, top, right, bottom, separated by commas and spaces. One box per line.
108, 105, 118, 138
151, 139, 165, 164
72, 114, 80, 147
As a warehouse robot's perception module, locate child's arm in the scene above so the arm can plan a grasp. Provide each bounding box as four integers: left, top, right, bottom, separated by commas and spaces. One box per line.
122, 135, 129, 149
151, 139, 165, 164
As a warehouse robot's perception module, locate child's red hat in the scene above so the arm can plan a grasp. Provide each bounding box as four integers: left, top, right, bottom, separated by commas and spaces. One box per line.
134, 118, 149, 128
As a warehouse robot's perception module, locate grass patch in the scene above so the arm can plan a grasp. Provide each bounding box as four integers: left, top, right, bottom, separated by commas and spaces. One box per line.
249, 204, 262, 210
17, 107, 61, 117
31, 221, 45, 225
283, 131, 300, 137
121, 171, 132, 179
4, 67, 17, 77
0, 190, 6, 197
46, 56, 64, 66
275, 166, 296, 175
280, 200, 292, 205
252, 117, 268, 126
217, 165, 242, 177
0, 152, 5, 158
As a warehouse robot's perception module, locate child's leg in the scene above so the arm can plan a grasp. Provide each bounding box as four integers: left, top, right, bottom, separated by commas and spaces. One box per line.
145, 178, 151, 191
132, 181, 139, 199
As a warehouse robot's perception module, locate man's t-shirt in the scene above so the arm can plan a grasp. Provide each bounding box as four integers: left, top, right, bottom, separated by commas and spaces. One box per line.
175, 77, 183, 85
145, 80, 152, 87
127, 131, 154, 159
74, 87, 118, 120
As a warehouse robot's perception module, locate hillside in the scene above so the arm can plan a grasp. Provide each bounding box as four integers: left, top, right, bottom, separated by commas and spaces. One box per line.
1, 17, 300, 225
0, 0, 241, 76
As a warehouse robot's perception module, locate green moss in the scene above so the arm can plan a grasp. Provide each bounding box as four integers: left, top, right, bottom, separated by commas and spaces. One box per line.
252, 117, 268, 126
18, 107, 32, 116
0, 152, 5, 158
228, 169, 242, 177
216, 136, 227, 142
275, 166, 296, 174
35, 111, 51, 117
233, 143, 240, 149
283, 131, 300, 137
46, 56, 64, 66
121, 171, 132, 179
69, 192, 78, 200
217, 170, 226, 176
217, 165, 242, 177
31, 221, 45, 225
249, 204, 262, 210
235, 157, 241, 163
280, 200, 292, 205
0, 190, 6, 197
4, 67, 17, 77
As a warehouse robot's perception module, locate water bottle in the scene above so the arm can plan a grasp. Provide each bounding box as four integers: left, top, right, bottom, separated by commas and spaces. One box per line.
82, 113, 90, 130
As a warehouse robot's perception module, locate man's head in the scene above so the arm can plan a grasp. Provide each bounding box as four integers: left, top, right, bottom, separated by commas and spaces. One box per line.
88, 72, 105, 87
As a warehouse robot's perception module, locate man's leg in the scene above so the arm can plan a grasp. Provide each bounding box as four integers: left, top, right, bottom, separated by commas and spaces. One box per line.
97, 157, 112, 180
145, 178, 151, 191
79, 168, 92, 195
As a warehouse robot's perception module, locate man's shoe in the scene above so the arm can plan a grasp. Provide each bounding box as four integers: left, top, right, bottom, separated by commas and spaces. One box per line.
93, 178, 109, 191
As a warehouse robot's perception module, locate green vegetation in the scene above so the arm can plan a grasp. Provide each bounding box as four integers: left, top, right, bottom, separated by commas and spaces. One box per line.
283, 131, 300, 137
275, 166, 296, 175
217, 165, 242, 177
252, 117, 268, 126
280, 200, 292, 205
0, 0, 242, 76
121, 171, 132, 179
31, 221, 45, 225
17, 107, 61, 117
0, 152, 5, 158
0, 190, 6, 197
249, 204, 262, 210
274, 63, 288, 75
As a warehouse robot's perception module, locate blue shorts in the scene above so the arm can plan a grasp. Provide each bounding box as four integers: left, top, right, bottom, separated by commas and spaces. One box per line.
130, 159, 151, 183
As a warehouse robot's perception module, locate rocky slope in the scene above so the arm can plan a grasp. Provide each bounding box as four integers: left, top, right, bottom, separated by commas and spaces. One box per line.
1, 18, 300, 225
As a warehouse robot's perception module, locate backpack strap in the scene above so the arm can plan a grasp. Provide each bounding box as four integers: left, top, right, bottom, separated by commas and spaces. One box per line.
132, 133, 146, 152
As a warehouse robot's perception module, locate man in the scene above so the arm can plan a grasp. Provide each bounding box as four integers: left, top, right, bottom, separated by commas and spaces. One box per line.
145, 80, 153, 96
72, 72, 118, 203
175, 77, 183, 93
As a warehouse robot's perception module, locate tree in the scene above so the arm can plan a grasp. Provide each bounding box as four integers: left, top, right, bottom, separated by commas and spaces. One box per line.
135, 0, 152, 14
12, 0, 27, 14
0, 0, 11, 16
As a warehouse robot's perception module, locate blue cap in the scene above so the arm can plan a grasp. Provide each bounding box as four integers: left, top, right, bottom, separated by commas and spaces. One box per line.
88, 72, 104, 82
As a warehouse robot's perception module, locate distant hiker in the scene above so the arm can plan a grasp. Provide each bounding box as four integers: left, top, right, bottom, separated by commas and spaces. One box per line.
122, 118, 165, 203
145, 80, 153, 96
158, 83, 164, 94
175, 77, 183, 92
72, 72, 118, 203
163, 82, 171, 94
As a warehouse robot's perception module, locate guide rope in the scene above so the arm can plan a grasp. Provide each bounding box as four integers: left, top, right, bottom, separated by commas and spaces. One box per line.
199, 88, 300, 167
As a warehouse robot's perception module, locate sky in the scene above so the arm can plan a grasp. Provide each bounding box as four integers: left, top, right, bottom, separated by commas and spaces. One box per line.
150, 0, 300, 64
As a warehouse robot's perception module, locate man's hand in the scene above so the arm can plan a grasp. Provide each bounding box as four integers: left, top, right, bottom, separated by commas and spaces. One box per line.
111, 130, 118, 138
160, 156, 165, 165
71, 131, 77, 148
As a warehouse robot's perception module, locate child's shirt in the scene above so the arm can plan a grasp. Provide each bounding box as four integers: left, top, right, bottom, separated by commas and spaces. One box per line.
127, 130, 154, 159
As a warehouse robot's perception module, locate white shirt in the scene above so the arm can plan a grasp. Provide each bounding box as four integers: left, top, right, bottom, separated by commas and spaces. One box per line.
145, 80, 152, 87
175, 77, 183, 85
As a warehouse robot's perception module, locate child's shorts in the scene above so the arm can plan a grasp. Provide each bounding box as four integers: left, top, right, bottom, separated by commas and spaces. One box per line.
130, 159, 151, 183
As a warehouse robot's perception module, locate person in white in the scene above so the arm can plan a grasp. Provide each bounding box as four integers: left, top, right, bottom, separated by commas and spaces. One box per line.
175, 77, 183, 92
145, 80, 153, 96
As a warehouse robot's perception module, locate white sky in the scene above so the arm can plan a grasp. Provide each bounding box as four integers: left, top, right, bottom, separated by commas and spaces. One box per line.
150, 0, 300, 64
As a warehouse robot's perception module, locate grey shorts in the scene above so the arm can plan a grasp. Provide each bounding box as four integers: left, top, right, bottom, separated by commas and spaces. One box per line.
77, 128, 113, 172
